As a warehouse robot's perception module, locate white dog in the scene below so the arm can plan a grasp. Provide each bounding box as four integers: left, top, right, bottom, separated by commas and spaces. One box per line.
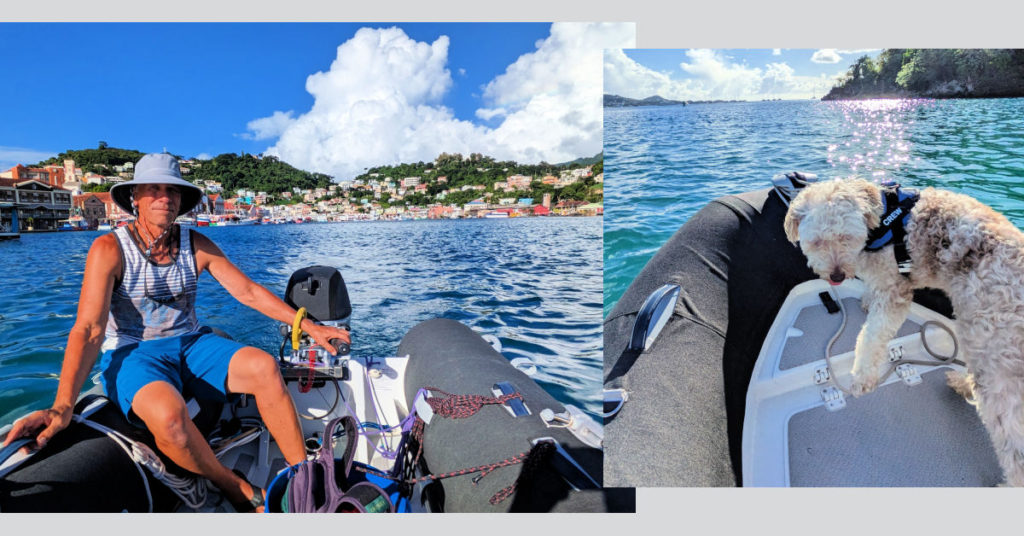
784, 178, 1024, 486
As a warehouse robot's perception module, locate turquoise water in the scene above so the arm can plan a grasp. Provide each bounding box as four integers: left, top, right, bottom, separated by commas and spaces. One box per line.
0, 217, 603, 426
604, 98, 1024, 316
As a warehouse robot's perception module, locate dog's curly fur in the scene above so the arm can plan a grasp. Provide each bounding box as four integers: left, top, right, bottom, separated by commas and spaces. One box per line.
784, 178, 1024, 486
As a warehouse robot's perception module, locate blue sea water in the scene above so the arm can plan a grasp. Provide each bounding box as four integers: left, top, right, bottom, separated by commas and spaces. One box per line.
0, 217, 603, 426
604, 98, 1024, 316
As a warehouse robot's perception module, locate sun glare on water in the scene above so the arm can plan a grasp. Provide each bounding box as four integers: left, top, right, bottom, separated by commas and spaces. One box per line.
825, 98, 934, 182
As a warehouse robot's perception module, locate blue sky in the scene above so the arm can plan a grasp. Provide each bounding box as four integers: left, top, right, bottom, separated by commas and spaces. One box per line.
0, 23, 635, 178
605, 48, 881, 102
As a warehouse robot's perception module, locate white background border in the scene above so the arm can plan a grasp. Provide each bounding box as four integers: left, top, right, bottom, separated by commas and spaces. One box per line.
4, 0, 1024, 532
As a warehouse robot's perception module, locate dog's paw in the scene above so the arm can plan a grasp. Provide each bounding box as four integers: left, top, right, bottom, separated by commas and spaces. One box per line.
849, 372, 879, 397
859, 297, 871, 313
945, 370, 977, 403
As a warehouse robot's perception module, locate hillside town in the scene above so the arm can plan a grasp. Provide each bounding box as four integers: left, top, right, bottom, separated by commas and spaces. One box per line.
0, 155, 603, 235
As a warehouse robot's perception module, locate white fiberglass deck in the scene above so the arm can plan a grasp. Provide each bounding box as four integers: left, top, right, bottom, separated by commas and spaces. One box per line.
742, 279, 1001, 487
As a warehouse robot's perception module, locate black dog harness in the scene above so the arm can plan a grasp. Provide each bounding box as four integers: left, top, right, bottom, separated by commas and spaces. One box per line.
864, 185, 919, 275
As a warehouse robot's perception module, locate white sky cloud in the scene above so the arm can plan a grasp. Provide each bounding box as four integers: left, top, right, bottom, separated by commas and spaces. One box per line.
678, 49, 764, 99
251, 23, 635, 180
772, 49, 782, 56
242, 111, 296, 141
838, 49, 882, 55
475, 107, 508, 121
195, 152, 213, 160
604, 48, 838, 102
0, 146, 57, 170
811, 49, 842, 63
603, 48, 680, 100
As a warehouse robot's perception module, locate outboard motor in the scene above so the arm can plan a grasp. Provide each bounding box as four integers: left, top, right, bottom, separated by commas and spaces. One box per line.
279, 266, 352, 379
284, 265, 352, 325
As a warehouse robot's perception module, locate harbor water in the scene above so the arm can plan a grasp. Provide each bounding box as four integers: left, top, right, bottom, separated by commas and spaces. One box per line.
604, 98, 1024, 315
0, 216, 603, 426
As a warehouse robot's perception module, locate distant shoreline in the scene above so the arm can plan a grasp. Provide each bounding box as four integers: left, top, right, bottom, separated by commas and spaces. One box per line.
7, 214, 601, 235
822, 92, 1024, 101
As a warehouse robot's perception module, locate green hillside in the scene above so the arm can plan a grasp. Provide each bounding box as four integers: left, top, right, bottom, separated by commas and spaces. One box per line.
353, 152, 603, 207
38, 146, 602, 205
823, 49, 1024, 100
36, 143, 147, 175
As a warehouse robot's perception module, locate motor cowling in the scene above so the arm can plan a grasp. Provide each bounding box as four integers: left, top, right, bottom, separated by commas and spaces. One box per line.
284, 266, 352, 324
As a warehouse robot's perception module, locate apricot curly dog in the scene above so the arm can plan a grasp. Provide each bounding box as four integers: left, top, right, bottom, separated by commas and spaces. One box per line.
784, 178, 1024, 486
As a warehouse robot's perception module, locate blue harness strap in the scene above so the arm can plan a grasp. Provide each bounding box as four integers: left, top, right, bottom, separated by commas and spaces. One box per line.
864, 185, 919, 275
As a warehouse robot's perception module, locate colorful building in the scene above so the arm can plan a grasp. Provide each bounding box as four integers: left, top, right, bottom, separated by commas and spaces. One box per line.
0, 178, 74, 230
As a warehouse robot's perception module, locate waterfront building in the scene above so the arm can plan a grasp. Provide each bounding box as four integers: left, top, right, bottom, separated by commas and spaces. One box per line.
73, 193, 109, 227
2, 164, 67, 189
203, 193, 225, 215
463, 198, 489, 218
554, 199, 587, 216
428, 204, 454, 219
0, 178, 73, 230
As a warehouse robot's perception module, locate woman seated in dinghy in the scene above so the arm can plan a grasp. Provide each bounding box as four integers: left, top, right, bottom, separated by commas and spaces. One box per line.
1, 153, 350, 512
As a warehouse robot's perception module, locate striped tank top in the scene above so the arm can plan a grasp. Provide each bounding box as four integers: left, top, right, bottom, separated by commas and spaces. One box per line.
101, 225, 200, 351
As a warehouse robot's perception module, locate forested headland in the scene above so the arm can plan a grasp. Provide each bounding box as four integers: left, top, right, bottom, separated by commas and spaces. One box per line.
823, 49, 1024, 100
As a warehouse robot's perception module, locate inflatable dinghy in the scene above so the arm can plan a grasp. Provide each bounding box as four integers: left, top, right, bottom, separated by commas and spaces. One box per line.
1, 266, 633, 512
603, 174, 1001, 487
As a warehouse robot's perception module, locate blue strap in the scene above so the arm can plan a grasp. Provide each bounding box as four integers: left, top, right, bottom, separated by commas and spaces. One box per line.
0, 438, 34, 478
863, 185, 918, 275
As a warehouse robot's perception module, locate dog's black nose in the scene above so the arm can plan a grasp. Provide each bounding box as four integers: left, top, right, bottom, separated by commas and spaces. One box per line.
830, 272, 846, 283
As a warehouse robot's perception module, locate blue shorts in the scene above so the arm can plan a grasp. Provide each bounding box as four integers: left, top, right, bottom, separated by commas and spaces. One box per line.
99, 327, 249, 427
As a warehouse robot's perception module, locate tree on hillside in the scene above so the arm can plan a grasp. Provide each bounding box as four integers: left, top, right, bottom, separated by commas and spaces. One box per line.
826, 48, 1024, 99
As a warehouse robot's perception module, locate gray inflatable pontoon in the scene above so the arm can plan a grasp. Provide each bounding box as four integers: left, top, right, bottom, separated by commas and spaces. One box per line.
603, 182, 1001, 487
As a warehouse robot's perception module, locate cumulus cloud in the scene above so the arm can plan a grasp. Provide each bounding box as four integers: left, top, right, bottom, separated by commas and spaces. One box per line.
773, 48, 782, 56
242, 111, 297, 141
603, 48, 680, 100
475, 107, 508, 121
250, 23, 635, 180
605, 48, 837, 102
838, 48, 881, 55
812, 49, 842, 63
194, 153, 213, 160
478, 22, 636, 164
678, 49, 764, 100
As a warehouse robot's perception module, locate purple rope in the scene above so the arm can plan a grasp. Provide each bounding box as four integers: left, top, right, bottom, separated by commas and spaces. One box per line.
338, 387, 429, 461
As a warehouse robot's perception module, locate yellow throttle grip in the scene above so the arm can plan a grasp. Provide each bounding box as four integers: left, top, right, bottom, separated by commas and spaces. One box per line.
291, 307, 307, 351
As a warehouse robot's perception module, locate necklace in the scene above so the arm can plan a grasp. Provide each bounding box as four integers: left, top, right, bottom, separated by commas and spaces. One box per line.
132, 218, 176, 262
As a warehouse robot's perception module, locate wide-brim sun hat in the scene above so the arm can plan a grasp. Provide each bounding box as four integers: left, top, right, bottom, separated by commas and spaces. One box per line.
110, 153, 204, 217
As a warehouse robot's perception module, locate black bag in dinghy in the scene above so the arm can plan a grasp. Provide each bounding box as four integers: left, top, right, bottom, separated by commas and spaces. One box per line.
603, 174, 1001, 487
399, 318, 634, 512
